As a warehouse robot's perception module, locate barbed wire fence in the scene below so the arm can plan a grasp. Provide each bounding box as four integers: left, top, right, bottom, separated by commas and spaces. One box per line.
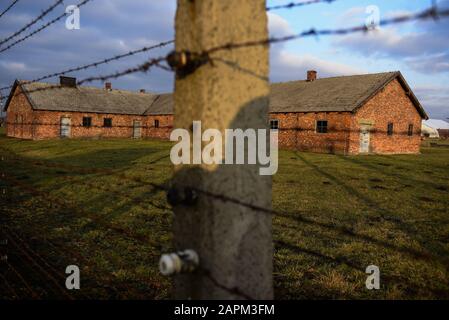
0, 0, 93, 54
1, 3, 448, 101
1, 0, 448, 300
1, 126, 447, 300
0, 39, 174, 93
0, 0, 64, 47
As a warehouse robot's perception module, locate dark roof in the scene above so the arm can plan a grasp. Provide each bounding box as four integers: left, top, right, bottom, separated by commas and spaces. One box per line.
143, 93, 173, 115
4, 80, 172, 115
3, 71, 427, 119
270, 71, 427, 118
149, 71, 426, 118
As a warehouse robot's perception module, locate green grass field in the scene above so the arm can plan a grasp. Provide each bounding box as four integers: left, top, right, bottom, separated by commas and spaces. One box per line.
1, 128, 448, 299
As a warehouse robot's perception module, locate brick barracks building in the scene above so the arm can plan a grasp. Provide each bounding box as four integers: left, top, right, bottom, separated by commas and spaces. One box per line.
4, 77, 173, 140
3, 71, 428, 155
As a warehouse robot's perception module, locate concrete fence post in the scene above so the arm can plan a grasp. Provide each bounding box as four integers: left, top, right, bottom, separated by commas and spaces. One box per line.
171, 0, 273, 299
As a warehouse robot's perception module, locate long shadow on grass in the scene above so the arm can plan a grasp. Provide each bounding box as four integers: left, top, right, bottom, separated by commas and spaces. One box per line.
48, 172, 170, 234
3, 148, 172, 240
335, 154, 449, 253
1, 186, 161, 299
4, 162, 170, 248
335, 154, 447, 192
274, 239, 447, 298
2, 144, 169, 171
44, 147, 167, 170
292, 152, 449, 268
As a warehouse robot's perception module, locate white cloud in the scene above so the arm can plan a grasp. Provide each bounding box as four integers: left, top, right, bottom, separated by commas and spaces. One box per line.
268, 12, 293, 37
413, 85, 449, 120
337, 6, 366, 26
266, 11, 362, 81
270, 50, 365, 82
334, 7, 449, 74
0, 61, 28, 72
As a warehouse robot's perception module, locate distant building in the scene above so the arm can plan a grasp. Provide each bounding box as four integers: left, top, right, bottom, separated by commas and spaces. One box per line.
3, 71, 428, 155
3, 77, 172, 140
423, 119, 449, 139
422, 122, 440, 138
268, 71, 427, 154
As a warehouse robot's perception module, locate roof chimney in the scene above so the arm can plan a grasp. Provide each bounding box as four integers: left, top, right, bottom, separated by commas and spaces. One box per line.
140, 89, 146, 93
307, 70, 317, 82
105, 82, 112, 90
59, 76, 77, 87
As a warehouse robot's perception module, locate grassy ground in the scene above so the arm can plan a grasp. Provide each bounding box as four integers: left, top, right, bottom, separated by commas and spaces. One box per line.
0, 130, 448, 299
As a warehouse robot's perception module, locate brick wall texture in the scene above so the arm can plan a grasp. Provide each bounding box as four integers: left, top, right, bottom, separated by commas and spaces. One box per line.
269, 78, 423, 154
6, 86, 173, 141
6, 78, 424, 154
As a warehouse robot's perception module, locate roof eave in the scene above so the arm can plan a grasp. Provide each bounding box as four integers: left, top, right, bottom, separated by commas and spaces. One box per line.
3, 80, 37, 112
352, 71, 428, 120
3, 80, 19, 112
396, 72, 429, 120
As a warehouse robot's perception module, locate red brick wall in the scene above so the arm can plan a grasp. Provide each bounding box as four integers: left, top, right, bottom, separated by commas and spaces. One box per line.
5, 85, 172, 140
6, 77, 423, 155
269, 112, 352, 154
269, 78, 423, 155
5, 86, 34, 139
145, 115, 173, 140
349, 78, 423, 154
30, 111, 146, 140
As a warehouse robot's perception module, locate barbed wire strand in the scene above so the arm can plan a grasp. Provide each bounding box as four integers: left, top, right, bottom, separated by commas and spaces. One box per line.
0, 0, 64, 47
267, 0, 337, 11
3, 121, 173, 130
2, 172, 167, 248
0, 39, 174, 92
15, 156, 172, 211
3, 173, 169, 298
1, 5, 448, 103
1, 3, 448, 300
0, 0, 93, 54
4, 261, 41, 298
2, 186, 148, 299
1, 146, 170, 193
0, 120, 427, 137
2, 148, 446, 299
5, 227, 75, 299
2, 145, 445, 268
205, 6, 449, 55
0, 272, 19, 298
0, 0, 20, 20
0, 56, 168, 102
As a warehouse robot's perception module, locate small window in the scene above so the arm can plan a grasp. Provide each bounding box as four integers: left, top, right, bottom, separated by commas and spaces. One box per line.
408, 124, 413, 136
82, 117, 92, 127
103, 118, 112, 128
387, 123, 394, 136
316, 120, 328, 133
270, 119, 279, 130
154, 119, 160, 128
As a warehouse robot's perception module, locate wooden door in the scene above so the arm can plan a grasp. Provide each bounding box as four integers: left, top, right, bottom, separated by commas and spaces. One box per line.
360, 126, 371, 153
133, 121, 142, 139
60, 117, 71, 138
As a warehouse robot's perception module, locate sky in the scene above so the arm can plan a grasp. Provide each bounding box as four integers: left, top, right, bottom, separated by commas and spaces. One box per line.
0, 0, 448, 120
